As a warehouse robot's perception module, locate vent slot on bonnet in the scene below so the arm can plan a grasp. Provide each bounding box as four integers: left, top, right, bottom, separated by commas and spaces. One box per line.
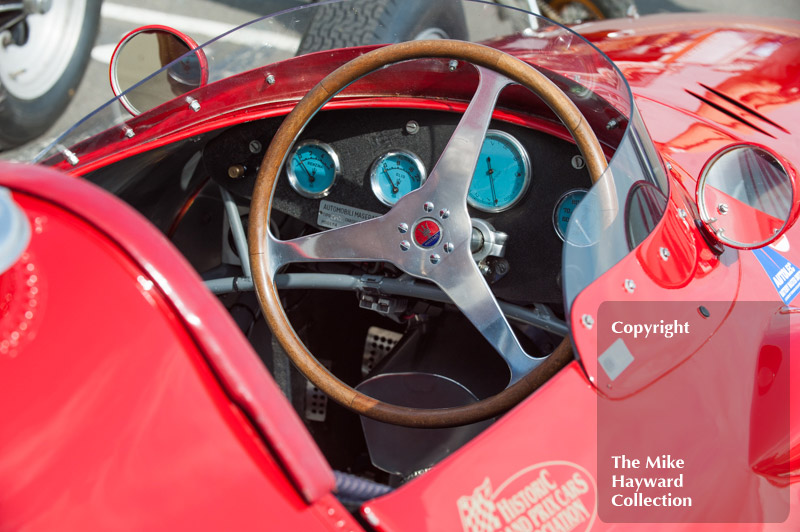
685, 83, 790, 138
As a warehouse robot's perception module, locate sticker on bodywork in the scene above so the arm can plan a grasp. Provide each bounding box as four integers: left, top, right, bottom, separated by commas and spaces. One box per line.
598, 338, 634, 381
752, 246, 800, 305
456, 461, 597, 532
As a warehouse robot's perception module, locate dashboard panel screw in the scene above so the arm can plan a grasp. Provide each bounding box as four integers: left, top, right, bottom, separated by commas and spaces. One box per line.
398, 223, 408, 233
266, 74, 276, 85
405, 120, 420, 135
423, 202, 434, 212
443, 242, 454, 253
448, 60, 458, 71
581, 314, 594, 329
400, 240, 410, 251
430, 254, 441, 264
659, 247, 670, 261
439, 208, 450, 219
571, 155, 585, 170
249, 140, 262, 153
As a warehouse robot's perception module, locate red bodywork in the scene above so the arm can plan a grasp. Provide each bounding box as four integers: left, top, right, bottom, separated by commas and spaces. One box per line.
2, 12, 800, 532
0, 163, 358, 531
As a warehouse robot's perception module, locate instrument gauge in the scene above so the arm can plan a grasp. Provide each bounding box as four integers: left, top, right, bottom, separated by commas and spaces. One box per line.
287, 140, 341, 199
553, 188, 588, 241
468, 130, 531, 213
370, 150, 427, 206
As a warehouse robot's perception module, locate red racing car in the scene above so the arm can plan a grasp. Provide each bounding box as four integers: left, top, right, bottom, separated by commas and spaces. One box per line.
1, 1, 798, 530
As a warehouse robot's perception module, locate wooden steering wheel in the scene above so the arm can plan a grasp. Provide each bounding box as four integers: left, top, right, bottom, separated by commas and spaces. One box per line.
249, 40, 606, 428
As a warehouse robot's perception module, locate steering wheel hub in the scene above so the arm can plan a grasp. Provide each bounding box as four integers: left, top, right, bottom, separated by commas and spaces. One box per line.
412, 219, 443, 249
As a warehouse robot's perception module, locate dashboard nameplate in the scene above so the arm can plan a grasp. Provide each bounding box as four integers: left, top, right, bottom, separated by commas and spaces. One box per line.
317, 200, 381, 229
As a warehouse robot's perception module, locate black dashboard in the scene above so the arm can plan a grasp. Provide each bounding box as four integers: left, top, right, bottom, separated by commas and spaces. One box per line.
203, 108, 592, 304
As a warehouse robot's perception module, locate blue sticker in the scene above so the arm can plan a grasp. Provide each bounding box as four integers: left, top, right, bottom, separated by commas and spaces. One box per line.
752, 247, 800, 305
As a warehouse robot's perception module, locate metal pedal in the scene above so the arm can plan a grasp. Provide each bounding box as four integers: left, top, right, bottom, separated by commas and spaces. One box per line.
362, 327, 403, 377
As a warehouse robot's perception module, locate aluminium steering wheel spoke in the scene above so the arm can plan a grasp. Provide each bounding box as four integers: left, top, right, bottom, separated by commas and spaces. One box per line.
423, 67, 512, 198
427, 246, 543, 386
265, 214, 397, 276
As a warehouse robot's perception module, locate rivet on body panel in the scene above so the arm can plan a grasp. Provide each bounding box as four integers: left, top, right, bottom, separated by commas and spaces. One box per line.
62, 148, 79, 166
624, 279, 636, 293
363, 507, 380, 526
185, 97, 201, 112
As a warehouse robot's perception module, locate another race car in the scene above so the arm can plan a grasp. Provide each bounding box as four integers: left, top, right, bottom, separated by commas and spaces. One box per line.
0, 0, 100, 150
1, 0, 798, 530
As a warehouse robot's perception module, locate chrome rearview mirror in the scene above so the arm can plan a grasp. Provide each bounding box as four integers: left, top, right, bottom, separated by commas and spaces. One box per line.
109, 25, 208, 116
696, 144, 799, 250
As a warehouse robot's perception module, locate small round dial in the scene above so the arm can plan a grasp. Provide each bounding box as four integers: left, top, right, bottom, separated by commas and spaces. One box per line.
553, 188, 588, 241
468, 130, 531, 213
370, 150, 427, 206
287, 140, 341, 198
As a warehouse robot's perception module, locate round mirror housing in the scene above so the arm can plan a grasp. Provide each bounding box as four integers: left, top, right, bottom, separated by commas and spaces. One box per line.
109, 25, 208, 116
696, 144, 799, 250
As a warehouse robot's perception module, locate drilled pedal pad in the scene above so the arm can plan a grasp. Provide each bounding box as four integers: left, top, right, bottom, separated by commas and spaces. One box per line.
362, 327, 403, 377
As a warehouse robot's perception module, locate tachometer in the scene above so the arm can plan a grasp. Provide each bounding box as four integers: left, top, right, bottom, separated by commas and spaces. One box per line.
553, 188, 588, 241
370, 150, 427, 206
287, 140, 341, 199
468, 130, 531, 213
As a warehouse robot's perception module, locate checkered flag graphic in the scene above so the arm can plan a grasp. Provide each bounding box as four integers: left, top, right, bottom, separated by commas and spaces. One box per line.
457, 477, 501, 532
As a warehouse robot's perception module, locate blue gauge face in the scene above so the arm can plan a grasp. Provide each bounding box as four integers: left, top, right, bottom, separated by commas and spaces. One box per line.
370, 150, 427, 206
287, 141, 340, 198
553, 189, 588, 241
468, 130, 531, 212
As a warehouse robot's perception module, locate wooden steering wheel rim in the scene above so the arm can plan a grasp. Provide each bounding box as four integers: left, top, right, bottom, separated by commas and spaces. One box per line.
249, 40, 607, 428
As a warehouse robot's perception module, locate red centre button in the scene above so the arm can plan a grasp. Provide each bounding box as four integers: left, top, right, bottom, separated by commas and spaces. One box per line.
413, 219, 442, 248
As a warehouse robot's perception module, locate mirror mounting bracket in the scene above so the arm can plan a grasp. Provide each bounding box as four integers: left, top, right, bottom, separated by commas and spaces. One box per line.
694, 219, 724, 256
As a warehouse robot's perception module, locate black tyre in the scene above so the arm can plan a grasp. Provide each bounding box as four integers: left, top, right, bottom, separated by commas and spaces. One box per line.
297, 0, 468, 55
0, 0, 101, 150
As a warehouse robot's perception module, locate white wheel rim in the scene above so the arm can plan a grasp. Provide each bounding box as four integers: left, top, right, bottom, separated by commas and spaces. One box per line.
0, 0, 88, 100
